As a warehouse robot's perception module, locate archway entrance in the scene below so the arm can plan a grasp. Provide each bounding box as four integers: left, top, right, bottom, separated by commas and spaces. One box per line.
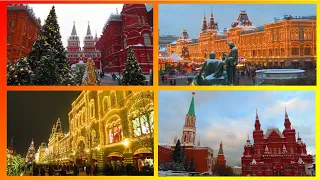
272, 163, 284, 176
75, 140, 87, 167
133, 148, 153, 172
107, 152, 124, 173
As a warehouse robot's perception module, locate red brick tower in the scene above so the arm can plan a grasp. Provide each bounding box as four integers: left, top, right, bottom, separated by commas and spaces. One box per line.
216, 141, 226, 166
181, 92, 196, 146
66, 21, 81, 65
83, 22, 101, 71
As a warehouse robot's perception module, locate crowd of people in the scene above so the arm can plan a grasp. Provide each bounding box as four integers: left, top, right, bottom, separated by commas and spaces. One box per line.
23, 161, 154, 176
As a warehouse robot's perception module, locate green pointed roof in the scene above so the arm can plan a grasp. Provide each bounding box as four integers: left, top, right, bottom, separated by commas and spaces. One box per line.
187, 93, 195, 115
218, 141, 224, 154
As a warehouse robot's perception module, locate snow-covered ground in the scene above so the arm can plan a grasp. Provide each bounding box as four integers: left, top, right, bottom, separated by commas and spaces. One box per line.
158, 171, 189, 176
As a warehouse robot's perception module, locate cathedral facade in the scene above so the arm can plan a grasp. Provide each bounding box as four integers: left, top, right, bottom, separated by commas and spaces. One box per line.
96, 4, 153, 74
167, 10, 316, 67
241, 109, 313, 176
38, 91, 154, 171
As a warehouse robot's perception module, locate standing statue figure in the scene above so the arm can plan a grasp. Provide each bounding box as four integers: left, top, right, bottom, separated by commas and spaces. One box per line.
225, 42, 238, 85
193, 52, 228, 85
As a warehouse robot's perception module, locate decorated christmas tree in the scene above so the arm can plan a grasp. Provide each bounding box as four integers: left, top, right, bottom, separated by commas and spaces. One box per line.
28, 36, 60, 85
7, 149, 25, 176
41, 6, 71, 84
25, 139, 35, 165
82, 58, 100, 85
172, 139, 186, 171
121, 46, 146, 85
7, 58, 33, 85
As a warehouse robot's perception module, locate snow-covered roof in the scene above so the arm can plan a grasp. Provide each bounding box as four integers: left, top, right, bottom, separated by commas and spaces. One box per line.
170, 41, 177, 45
159, 47, 167, 52
264, 128, 284, 139
298, 157, 305, 164
169, 53, 183, 61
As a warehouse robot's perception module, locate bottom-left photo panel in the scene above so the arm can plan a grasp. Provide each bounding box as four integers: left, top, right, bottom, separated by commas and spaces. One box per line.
7, 90, 154, 176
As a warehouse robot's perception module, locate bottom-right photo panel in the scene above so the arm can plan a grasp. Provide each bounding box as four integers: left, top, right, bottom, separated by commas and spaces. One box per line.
158, 90, 315, 176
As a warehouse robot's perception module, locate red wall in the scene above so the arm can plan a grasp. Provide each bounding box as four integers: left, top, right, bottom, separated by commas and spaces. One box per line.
7, 5, 41, 61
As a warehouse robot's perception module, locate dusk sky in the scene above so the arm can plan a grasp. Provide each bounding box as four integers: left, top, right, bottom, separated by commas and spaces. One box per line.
7, 91, 81, 156
158, 91, 315, 167
159, 4, 316, 38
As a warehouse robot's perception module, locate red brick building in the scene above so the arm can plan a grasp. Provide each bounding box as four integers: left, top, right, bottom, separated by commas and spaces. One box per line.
96, 4, 153, 75
66, 22, 102, 71
158, 93, 215, 174
241, 109, 313, 176
7, 4, 41, 61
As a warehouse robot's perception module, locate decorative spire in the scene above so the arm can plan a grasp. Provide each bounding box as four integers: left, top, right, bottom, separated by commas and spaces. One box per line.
71, 21, 77, 36
218, 141, 224, 154
9, 137, 14, 151
297, 132, 301, 140
203, 10, 206, 21
86, 21, 92, 36
284, 107, 291, 130
187, 92, 195, 115
210, 7, 213, 18
254, 109, 261, 131
197, 136, 200, 146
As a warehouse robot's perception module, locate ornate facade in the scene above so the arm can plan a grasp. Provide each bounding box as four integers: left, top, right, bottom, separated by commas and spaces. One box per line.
7, 4, 41, 61
241, 109, 313, 176
39, 91, 154, 171
66, 22, 102, 71
167, 10, 316, 66
96, 4, 153, 74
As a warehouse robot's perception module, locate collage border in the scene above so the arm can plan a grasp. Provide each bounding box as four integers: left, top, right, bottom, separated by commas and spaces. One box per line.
1, 0, 319, 179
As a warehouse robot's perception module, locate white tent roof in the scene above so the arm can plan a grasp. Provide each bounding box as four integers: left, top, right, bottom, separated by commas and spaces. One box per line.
169, 53, 183, 61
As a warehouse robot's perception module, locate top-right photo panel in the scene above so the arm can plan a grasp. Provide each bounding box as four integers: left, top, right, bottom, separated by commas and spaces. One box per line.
158, 4, 316, 86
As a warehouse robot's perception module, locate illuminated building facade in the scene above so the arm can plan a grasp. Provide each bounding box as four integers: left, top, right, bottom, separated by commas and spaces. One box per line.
38, 91, 154, 171
167, 10, 316, 67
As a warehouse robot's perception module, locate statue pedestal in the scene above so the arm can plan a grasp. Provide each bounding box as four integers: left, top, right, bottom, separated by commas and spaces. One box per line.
193, 70, 229, 85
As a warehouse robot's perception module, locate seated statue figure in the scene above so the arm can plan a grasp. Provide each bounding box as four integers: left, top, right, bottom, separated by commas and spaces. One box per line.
193, 52, 228, 85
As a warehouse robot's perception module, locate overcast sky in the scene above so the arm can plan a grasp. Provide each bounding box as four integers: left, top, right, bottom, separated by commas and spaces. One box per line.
158, 91, 315, 167
29, 4, 124, 47
159, 4, 316, 39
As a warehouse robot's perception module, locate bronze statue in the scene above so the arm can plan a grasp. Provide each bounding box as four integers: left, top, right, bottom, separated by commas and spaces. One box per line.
193, 52, 228, 85
225, 42, 238, 85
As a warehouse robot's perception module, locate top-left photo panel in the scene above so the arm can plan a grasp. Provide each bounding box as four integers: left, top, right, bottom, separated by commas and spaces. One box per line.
7, 4, 154, 86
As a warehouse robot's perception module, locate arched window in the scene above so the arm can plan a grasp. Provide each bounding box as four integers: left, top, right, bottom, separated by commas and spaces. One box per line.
124, 38, 127, 48
109, 123, 123, 143
143, 33, 151, 46
304, 46, 311, 55
137, 16, 141, 25
142, 16, 145, 25
132, 110, 154, 137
